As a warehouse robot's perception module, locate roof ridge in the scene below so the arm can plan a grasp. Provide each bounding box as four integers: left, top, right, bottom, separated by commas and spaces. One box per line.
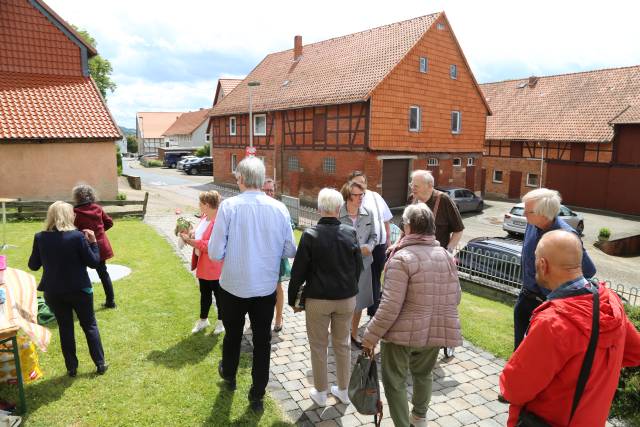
481, 63, 640, 86
268, 12, 442, 55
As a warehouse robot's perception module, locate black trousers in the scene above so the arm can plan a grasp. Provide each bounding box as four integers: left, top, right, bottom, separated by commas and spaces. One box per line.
96, 261, 115, 304
367, 243, 388, 317
44, 291, 105, 371
513, 288, 544, 350
199, 278, 222, 320
219, 286, 276, 400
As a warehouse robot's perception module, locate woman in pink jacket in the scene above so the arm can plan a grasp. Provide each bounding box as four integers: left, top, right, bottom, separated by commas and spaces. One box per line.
180, 191, 224, 334
362, 203, 462, 427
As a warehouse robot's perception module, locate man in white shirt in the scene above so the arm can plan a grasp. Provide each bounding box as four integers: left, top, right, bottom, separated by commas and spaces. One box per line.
209, 157, 297, 412
349, 171, 393, 317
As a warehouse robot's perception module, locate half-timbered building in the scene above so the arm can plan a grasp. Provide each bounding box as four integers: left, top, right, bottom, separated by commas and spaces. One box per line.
209, 12, 490, 207
481, 66, 640, 215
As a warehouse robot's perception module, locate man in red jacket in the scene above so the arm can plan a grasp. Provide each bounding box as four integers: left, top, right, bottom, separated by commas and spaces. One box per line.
500, 230, 640, 426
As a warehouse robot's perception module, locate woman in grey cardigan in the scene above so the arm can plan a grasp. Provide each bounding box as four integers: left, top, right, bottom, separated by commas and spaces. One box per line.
339, 181, 377, 349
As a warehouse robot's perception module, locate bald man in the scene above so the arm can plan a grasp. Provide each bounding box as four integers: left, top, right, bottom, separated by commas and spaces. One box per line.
500, 230, 640, 427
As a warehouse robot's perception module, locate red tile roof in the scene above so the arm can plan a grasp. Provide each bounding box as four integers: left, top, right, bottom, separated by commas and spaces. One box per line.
211, 13, 442, 116
163, 108, 211, 136
481, 65, 640, 143
0, 72, 121, 140
611, 105, 640, 125
136, 112, 183, 139
213, 78, 243, 106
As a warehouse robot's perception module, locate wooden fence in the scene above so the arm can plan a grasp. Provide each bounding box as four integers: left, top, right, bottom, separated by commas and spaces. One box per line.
4, 192, 149, 220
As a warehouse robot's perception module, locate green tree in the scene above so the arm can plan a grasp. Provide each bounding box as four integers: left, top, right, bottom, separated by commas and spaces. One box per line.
73, 26, 116, 98
126, 135, 138, 153
195, 144, 210, 157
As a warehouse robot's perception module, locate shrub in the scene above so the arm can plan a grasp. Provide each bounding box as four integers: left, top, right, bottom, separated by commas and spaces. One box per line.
195, 144, 210, 157
116, 145, 123, 176
610, 304, 640, 425
598, 227, 611, 239
145, 160, 162, 168
116, 192, 127, 201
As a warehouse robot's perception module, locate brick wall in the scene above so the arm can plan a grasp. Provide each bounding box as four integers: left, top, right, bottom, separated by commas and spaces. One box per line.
0, 0, 83, 76
482, 157, 547, 200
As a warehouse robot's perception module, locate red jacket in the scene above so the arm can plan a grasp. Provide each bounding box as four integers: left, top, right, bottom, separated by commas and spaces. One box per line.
74, 203, 114, 261
500, 285, 640, 426
190, 217, 222, 281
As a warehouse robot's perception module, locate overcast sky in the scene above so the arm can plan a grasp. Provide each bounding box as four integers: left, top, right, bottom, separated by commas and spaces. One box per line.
46, 0, 640, 129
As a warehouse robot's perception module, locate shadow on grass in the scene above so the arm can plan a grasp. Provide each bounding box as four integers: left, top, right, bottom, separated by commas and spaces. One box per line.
146, 332, 219, 369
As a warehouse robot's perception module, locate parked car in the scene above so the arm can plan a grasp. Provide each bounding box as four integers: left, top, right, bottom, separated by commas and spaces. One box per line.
436, 187, 484, 213
455, 236, 523, 287
163, 152, 193, 169
503, 203, 585, 236
183, 157, 213, 175
176, 156, 199, 170
137, 153, 157, 161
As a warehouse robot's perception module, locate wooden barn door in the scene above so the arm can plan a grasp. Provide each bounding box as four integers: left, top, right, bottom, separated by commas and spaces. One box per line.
382, 159, 409, 208
465, 165, 476, 190
508, 171, 522, 199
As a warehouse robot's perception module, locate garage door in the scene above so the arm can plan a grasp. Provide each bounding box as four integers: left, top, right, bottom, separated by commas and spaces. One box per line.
382, 159, 409, 208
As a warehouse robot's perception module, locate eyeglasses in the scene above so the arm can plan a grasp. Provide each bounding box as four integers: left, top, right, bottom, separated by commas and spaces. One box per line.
351, 192, 364, 198
263, 188, 275, 194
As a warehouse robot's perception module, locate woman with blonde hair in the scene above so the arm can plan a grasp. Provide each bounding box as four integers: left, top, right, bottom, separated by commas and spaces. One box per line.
180, 191, 225, 334
29, 201, 108, 377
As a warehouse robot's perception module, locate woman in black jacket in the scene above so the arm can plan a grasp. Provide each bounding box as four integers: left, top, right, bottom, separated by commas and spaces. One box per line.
288, 188, 363, 408
28, 201, 108, 377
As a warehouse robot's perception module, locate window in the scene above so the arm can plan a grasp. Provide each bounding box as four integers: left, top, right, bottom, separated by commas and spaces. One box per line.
288, 156, 299, 171
313, 113, 326, 142
493, 170, 503, 183
322, 157, 336, 174
419, 57, 428, 73
231, 154, 237, 173
428, 158, 438, 166
205, 133, 211, 142
253, 114, 266, 136
450, 64, 458, 80
229, 117, 236, 135
409, 106, 421, 131
467, 157, 475, 166
526, 173, 539, 187
451, 111, 461, 134
437, 23, 446, 30
452, 157, 462, 167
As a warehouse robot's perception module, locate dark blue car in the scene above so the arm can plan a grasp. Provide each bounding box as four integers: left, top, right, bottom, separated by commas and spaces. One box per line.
455, 237, 523, 288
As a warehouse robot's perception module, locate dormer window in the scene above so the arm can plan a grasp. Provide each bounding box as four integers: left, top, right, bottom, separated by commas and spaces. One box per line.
419, 57, 428, 73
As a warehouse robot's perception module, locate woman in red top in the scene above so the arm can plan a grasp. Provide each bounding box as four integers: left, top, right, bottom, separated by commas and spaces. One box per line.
180, 191, 224, 334
72, 184, 116, 309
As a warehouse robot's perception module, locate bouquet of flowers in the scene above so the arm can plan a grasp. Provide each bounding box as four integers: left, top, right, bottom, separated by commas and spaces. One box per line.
174, 217, 193, 249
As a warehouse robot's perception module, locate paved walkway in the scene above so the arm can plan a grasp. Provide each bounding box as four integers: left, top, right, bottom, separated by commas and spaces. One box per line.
146, 213, 510, 426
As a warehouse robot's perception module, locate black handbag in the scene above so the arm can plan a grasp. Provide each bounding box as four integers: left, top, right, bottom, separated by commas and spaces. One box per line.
516, 287, 600, 427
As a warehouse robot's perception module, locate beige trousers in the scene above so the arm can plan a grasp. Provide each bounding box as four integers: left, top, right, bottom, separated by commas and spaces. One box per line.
305, 296, 356, 391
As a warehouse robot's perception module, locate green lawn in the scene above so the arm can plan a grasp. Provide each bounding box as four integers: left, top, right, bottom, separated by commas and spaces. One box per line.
459, 292, 514, 360
0, 221, 292, 427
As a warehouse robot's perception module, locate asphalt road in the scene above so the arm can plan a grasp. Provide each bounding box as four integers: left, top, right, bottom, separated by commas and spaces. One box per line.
121, 160, 640, 291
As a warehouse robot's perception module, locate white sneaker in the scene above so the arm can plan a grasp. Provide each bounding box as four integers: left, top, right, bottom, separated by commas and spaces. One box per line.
191, 318, 210, 333
410, 412, 427, 427
309, 388, 327, 407
213, 320, 225, 334
330, 385, 350, 404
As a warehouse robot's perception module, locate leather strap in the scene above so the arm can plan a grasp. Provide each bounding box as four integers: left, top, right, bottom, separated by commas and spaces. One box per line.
432, 190, 442, 219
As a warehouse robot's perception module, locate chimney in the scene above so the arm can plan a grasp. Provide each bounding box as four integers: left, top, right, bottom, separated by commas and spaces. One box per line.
528, 76, 539, 88
294, 35, 302, 61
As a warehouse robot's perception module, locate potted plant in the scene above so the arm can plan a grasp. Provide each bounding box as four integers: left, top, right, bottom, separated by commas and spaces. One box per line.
598, 227, 611, 242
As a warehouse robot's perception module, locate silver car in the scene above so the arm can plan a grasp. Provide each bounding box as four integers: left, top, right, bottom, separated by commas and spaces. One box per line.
436, 187, 484, 213
177, 156, 199, 170
503, 203, 585, 236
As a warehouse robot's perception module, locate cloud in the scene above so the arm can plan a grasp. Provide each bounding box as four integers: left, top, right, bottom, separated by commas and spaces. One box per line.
45, 0, 640, 128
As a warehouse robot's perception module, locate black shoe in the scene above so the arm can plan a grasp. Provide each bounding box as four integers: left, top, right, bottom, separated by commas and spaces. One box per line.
351, 335, 363, 349
96, 364, 108, 375
67, 369, 77, 378
102, 302, 117, 309
218, 361, 236, 391
249, 396, 264, 413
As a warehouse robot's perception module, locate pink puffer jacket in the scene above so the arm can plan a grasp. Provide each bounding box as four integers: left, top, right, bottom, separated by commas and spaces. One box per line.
362, 234, 462, 349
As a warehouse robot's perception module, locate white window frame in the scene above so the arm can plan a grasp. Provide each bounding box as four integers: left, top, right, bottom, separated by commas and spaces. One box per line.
493, 170, 503, 183
229, 116, 237, 135
231, 154, 237, 173
419, 57, 428, 73
450, 64, 458, 80
467, 157, 475, 166
409, 106, 421, 132
428, 158, 438, 166
437, 23, 446, 30
452, 157, 462, 167
253, 114, 267, 136
451, 111, 461, 134
205, 132, 211, 142
526, 173, 539, 187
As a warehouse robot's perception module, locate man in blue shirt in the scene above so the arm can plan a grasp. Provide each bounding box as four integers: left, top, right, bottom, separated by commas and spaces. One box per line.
208, 156, 297, 412
514, 188, 596, 350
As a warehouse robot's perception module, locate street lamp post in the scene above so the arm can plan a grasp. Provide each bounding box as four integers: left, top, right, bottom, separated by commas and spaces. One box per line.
248, 81, 260, 148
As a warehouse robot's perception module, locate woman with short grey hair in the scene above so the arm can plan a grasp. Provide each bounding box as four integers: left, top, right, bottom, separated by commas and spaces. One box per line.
289, 188, 363, 407
363, 202, 461, 427
72, 184, 117, 308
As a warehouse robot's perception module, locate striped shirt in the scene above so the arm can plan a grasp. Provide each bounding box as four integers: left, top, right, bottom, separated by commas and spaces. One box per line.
208, 190, 297, 298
